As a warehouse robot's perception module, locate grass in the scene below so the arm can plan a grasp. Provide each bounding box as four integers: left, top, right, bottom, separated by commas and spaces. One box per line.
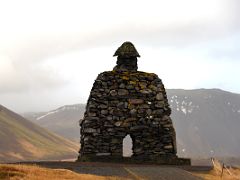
1, 160, 240, 180
0, 164, 126, 180
192, 159, 240, 180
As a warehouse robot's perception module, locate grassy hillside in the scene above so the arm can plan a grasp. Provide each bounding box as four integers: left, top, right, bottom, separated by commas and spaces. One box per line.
192, 159, 240, 180
0, 164, 117, 180
0, 105, 79, 163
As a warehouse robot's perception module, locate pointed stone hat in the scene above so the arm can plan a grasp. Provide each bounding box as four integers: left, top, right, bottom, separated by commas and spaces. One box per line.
113, 41, 140, 58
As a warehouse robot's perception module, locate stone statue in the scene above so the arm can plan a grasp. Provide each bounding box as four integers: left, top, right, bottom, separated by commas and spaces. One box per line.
78, 42, 190, 165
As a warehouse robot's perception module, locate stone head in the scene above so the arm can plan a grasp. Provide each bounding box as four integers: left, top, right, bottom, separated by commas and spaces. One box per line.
113, 41, 140, 58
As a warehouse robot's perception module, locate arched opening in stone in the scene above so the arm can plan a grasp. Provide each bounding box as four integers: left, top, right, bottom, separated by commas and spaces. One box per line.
122, 134, 133, 157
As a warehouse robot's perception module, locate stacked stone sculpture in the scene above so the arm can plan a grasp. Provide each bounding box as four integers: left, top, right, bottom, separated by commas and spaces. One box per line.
78, 42, 190, 165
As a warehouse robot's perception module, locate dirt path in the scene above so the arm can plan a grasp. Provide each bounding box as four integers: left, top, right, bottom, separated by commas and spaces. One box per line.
19, 161, 206, 180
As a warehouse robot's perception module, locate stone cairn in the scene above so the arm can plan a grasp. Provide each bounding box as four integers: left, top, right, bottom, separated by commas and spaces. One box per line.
78, 42, 190, 165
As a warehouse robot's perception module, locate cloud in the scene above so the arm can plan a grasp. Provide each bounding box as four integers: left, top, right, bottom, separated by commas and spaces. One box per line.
1, 0, 238, 53
0, 0, 238, 70
0, 56, 68, 94
1, 18, 239, 94
0, 19, 235, 64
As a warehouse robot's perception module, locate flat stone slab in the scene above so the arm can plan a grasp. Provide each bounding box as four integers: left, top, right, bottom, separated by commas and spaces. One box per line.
78, 155, 191, 166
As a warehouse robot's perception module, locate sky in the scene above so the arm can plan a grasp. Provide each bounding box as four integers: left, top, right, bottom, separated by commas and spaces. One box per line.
0, 0, 240, 113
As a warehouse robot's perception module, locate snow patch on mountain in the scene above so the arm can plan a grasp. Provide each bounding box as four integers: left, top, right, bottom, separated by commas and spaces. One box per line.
170, 96, 197, 115
37, 110, 60, 120
36, 105, 82, 120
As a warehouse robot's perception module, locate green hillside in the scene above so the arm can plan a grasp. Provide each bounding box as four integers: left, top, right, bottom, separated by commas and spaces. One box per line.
0, 105, 79, 163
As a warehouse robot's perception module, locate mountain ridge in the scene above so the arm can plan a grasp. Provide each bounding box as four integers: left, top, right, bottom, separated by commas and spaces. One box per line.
23, 89, 240, 158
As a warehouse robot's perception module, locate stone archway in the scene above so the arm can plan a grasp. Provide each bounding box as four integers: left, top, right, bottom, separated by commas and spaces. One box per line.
123, 134, 133, 157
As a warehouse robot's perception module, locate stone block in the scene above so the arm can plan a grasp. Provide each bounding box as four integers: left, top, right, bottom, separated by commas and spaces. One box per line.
128, 98, 144, 104
118, 89, 129, 96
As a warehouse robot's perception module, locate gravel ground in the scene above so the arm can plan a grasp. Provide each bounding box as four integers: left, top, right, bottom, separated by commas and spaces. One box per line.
19, 161, 205, 180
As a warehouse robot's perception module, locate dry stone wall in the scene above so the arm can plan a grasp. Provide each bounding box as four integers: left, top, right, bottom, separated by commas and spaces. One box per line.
79, 70, 177, 159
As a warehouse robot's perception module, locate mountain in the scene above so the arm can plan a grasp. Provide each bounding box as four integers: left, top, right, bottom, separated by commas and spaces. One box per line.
23, 104, 85, 141
23, 89, 240, 158
167, 89, 240, 158
0, 105, 79, 163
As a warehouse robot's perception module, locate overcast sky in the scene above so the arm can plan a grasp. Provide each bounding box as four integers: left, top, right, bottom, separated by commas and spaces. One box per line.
0, 0, 240, 113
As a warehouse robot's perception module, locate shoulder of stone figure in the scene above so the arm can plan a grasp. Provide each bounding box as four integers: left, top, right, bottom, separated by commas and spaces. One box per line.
93, 71, 165, 90
95, 71, 160, 78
